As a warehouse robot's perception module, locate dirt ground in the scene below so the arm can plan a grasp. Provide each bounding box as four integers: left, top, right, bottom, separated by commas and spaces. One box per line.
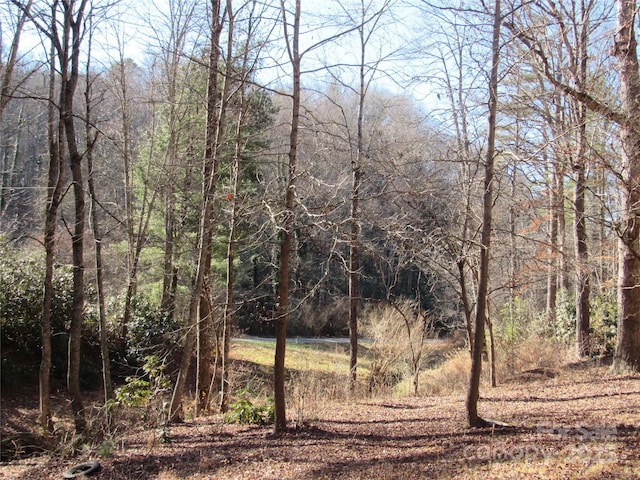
2, 362, 640, 479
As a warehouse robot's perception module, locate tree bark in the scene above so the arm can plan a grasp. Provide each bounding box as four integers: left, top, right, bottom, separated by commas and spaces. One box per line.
613, 0, 640, 372
58, 0, 90, 434
274, 0, 301, 435
40, 40, 64, 434
85, 21, 113, 402
348, 0, 369, 393
169, 0, 223, 421
571, 0, 592, 358
467, 0, 501, 428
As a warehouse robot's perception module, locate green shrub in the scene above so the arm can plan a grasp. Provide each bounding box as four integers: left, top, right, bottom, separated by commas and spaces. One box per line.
497, 295, 532, 344
126, 295, 180, 362
115, 355, 171, 408
590, 292, 617, 356
224, 389, 274, 425
0, 247, 74, 383
553, 289, 576, 345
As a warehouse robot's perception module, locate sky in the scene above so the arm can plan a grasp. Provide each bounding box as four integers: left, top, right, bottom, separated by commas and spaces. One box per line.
1, 0, 463, 117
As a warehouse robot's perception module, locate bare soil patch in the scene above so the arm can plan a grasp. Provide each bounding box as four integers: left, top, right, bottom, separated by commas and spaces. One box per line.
2, 362, 640, 479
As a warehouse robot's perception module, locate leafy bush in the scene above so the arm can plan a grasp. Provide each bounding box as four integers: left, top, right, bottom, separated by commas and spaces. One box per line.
589, 292, 617, 356
553, 289, 576, 345
0, 247, 73, 383
224, 389, 274, 425
115, 355, 171, 408
115, 355, 172, 437
539, 289, 616, 356
126, 295, 180, 362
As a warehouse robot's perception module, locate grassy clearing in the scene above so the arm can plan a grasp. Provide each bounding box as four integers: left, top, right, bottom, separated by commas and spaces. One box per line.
231, 338, 372, 376
228, 338, 374, 422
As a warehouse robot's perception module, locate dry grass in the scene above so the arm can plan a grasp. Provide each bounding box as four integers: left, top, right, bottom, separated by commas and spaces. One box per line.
496, 335, 571, 380
417, 335, 574, 397
420, 348, 471, 396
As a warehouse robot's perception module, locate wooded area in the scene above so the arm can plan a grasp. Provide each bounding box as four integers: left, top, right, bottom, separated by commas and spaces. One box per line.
1, 0, 639, 462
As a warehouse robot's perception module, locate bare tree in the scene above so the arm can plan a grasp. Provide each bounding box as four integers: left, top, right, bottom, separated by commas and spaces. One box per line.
169, 0, 224, 422
13, 0, 93, 433
40, 37, 64, 434
345, 0, 393, 392
84, 13, 113, 402
273, 0, 301, 435
466, 0, 501, 428
506, 0, 640, 371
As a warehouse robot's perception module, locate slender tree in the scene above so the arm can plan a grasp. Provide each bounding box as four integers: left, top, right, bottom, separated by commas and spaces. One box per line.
61, 0, 90, 433
169, 0, 224, 421
84, 14, 113, 402
467, 0, 501, 428
273, 0, 301, 435
347, 0, 392, 392
219, 0, 265, 413
15, 0, 92, 433
40, 37, 64, 434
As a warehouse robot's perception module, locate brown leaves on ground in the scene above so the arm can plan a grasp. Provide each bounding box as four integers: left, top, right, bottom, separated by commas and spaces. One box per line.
2, 362, 640, 479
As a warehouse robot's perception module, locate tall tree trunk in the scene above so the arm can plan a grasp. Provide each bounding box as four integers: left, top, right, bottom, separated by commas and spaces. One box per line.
220, 153, 239, 413
220, 0, 251, 412
120, 54, 136, 352
169, 0, 223, 421
557, 156, 570, 291
574, 108, 591, 357
573, 0, 591, 358
161, 125, 177, 320
613, 0, 640, 372
486, 310, 496, 388
85, 22, 113, 402
274, 0, 301, 435
196, 283, 213, 414
467, 0, 501, 428
457, 259, 474, 352
348, 0, 369, 393
545, 143, 559, 325
196, 0, 236, 415
40, 41, 64, 434
61, 0, 90, 434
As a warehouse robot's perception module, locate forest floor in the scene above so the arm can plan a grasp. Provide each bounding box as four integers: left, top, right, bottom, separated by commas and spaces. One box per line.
2, 360, 640, 479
